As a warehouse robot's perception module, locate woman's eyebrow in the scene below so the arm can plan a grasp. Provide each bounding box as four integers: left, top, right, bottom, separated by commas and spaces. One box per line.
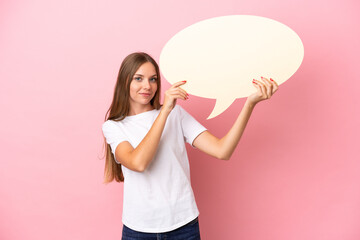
134, 74, 157, 77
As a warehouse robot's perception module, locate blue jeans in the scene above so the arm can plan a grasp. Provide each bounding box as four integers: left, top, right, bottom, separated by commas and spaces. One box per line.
121, 217, 201, 240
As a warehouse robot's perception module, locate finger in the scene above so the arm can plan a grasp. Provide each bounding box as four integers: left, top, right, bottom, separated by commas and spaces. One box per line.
252, 81, 262, 94
172, 93, 187, 101
169, 88, 188, 100
261, 77, 273, 97
264, 84, 272, 98
172, 80, 187, 88
171, 84, 189, 99
269, 78, 279, 94
252, 79, 260, 87
253, 79, 267, 98
177, 87, 189, 96
270, 78, 279, 87
260, 76, 272, 87
270, 78, 279, 94
169, 88, 188, 99
261, 77, 273, 91
256, 80, 268, 99
260, 84, 267, 99
272, 85, 278, 95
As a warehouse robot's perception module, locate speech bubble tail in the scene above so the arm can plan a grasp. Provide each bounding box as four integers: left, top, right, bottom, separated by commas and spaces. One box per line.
207, 98, 236, 120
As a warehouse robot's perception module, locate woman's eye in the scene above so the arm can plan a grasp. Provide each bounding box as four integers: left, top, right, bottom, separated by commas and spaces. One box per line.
150, 78, 157, 82
134, 77, 141, 81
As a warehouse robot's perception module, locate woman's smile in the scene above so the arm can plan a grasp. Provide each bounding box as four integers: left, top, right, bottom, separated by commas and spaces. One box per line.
139, 92, 151, 97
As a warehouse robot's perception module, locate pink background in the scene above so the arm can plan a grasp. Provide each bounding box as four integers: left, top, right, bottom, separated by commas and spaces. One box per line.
1, 0, 359, 239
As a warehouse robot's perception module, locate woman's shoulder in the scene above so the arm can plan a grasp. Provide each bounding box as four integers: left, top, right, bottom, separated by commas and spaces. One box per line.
173, 104, 185, 112
102, 119, 122, 130
170, 105, 184, 117
173, 104, 192, 116
169, 105, 194, 121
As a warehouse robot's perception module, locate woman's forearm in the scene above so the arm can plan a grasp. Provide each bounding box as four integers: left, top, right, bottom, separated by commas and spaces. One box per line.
131, 108, 170, 171
218, 99, 256, 160
130, 81, 187, 171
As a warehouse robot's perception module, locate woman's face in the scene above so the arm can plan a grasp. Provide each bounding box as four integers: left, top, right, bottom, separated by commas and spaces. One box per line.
129, 62, 158, 110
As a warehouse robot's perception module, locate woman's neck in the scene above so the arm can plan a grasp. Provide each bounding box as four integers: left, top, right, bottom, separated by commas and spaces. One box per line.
128, 104, 155, 116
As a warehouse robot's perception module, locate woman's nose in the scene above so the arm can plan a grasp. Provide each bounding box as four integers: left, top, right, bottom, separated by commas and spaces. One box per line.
142, 79, 151, 89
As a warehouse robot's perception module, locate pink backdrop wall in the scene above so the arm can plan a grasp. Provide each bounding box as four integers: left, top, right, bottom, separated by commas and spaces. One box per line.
1, 0, 359, 239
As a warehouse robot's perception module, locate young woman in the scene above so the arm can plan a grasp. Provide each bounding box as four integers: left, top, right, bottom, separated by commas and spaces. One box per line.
102, 52, 279, 239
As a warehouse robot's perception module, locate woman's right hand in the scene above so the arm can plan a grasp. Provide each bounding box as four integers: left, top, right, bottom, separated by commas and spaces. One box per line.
162, 81, 189, 113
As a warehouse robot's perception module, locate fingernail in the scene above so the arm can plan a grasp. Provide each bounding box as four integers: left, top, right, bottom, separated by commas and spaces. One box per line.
270, 78, 274, 81
261, 76, 263, 79
182, 80, 187, 82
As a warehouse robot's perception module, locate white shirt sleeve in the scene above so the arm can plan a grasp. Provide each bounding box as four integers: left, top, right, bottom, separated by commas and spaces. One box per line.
102, 120, 128, 164
178, 105, 207, 148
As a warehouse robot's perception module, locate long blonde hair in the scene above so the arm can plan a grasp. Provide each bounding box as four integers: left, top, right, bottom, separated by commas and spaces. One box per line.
102, 52, 161, 183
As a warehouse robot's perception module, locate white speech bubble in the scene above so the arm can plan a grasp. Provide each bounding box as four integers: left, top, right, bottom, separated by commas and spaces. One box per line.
160, 15, 304, 119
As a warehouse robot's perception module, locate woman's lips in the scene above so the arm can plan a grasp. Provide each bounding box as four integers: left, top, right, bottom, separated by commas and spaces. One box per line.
139, 93, 151, 97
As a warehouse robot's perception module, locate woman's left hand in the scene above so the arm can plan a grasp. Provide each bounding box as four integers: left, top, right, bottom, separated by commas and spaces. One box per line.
247, 77, 279, 106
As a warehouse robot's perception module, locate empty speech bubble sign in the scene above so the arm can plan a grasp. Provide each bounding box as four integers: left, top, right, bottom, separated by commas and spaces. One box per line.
159, 15, 304, 119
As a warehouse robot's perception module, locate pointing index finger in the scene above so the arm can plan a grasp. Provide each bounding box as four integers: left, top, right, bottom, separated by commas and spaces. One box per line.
172, 80, 187, 88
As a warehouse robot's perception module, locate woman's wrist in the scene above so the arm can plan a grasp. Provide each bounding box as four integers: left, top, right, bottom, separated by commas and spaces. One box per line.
245, 99, 257, 109
160, 106, 172, 117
